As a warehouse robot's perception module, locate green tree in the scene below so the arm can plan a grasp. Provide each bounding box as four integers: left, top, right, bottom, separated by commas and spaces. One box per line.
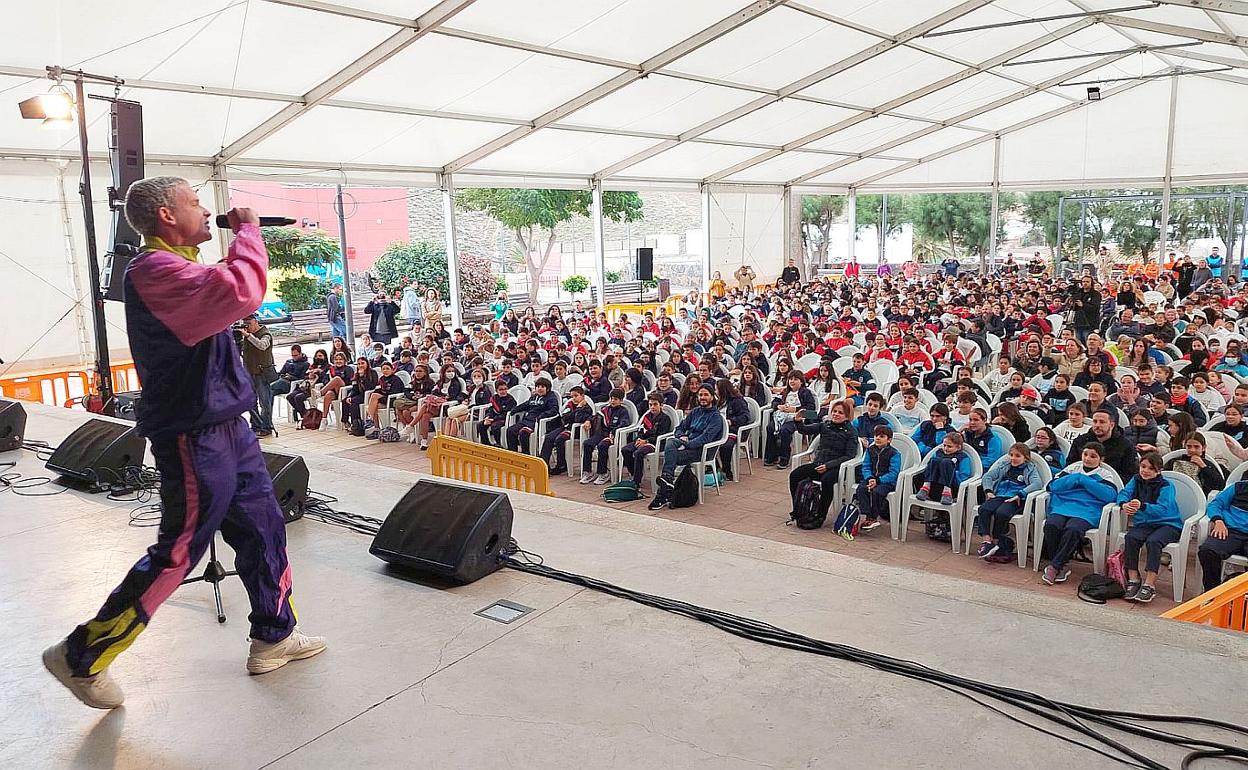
372, 240, 497, 308
456, 188, 643, 303
260, 227, 339, 271
910, 193, 999, 268
1107, 199, 1161, 260
561, 275, 589, 296
800, 194, 844, 277
855, 194, 910, 262
275, 275, 333, 311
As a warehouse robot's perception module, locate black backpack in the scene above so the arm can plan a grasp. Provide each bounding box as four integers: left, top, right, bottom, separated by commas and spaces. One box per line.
1077, 573, 1125, 604
668, 466, 701, 509
788, 478, 825, 529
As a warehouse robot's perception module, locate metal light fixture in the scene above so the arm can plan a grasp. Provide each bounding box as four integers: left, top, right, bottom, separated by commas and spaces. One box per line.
1087, 86, 1103, 101
18, 84, 75, 128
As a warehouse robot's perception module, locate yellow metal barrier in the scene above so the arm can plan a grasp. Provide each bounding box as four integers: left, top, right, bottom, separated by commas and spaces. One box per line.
604, 302, 664, 323
427, 435, 554, 497
1161, 570, 1248, 633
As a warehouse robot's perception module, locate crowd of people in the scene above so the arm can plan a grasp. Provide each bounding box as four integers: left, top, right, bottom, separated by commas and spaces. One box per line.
249, 253, 1248, 601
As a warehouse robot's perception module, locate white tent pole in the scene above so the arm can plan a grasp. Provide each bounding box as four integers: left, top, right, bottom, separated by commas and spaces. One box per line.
847, 190, 857, 266
701, 186, 712, 294
210, 165, 232, 257
988, 136, 1001, 276
441, 173, 463, 329
591, 179, 605, 309
1160, 74, 1180, 264
783, 185, 795, 280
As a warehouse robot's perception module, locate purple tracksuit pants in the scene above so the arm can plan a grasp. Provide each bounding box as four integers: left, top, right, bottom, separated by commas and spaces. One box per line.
64, 418, 297, 677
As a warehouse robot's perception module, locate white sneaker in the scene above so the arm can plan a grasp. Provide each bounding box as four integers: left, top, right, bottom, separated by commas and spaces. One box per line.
398, 423, 413, 438
593, 473, 611, 485
246, 628, 327, 675
579, 472, 594, 484
42, 640, 124, 709
419, 439, 428, 450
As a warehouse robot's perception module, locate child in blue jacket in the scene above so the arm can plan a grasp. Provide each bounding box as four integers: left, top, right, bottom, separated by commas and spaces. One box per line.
855, 424, 901, 532
975, 443, 1043, 562
1041, 442, 1120, 586
911, 403, 953, 457
1118, 452, 1184, 603
914, 431, 974, 507
1199, 480, 1248, 591
1032, 427, 1065, 474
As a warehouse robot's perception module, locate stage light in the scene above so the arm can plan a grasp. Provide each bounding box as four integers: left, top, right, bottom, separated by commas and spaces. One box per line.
18, 85, 75, 128
1087, 86, 1102, 101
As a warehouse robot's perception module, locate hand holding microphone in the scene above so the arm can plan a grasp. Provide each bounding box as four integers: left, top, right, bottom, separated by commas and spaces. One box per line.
214, 211, 295, 230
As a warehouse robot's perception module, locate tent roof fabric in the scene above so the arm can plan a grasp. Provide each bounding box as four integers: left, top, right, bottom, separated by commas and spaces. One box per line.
3, 0, 1247, 191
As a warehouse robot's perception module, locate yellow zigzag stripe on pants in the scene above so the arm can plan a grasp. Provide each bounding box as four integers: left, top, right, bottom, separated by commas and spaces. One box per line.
82, 607, 147, 676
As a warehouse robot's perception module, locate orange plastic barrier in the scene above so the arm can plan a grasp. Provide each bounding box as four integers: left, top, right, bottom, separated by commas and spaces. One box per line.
1161, 571, 1248, 633
0, 361, 141, 407
427, 435, 554, 497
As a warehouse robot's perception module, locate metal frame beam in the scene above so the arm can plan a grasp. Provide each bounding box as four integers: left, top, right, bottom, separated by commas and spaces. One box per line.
786, 51, 1131, 186
214, 0, 477, 165
1151, 0, 1248, 17
850, 75, 1155, 188
593, 0, 991, 180
1103, 14, 1248, 45
440, 173, 463, 329
1165, 48, 1248, 69
704, 18, 1094, 183
1159, 74, 1180, 263
441, 0, 787, 174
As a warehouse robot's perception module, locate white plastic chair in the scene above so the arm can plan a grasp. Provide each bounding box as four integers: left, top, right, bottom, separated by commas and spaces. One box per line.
730, 397, 763, 480
627, 405, 681, 493
1111, 471, 1206, 602
1020, 410, 1045, 437
1196, 516, 1248, 583
793, 433, 864, 516
795, 352, 823, 374
1030, 463, 1124, 572
896, 446, 985, 552
691, 414, 731, 504
962, 454, 1052, 562
604, 400, 640, 482
867, 359, 899, 394
567, 401, 602, 478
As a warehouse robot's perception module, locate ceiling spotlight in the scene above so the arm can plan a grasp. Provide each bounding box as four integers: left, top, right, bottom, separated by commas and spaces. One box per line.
18, 84, 75, 128
1087, 86, 1102, 101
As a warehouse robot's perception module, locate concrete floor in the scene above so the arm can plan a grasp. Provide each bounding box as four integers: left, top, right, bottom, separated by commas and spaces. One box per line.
3, 404, 1247, 770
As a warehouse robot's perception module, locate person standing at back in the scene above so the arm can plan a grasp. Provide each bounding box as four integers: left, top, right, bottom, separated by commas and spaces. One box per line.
42, 176, 324, 711
326, 282, 346, 341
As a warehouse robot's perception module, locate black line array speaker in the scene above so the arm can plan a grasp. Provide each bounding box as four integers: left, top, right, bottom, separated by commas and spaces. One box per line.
262, 450, 309, 523
0, 399, 27, 452
637, 247, 654, 281
103, 98, 144, 302
369, 480, 513, 584
46, 419, 147, 485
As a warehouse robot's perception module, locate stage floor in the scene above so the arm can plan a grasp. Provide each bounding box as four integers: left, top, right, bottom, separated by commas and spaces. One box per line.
2, 405, 1246, 770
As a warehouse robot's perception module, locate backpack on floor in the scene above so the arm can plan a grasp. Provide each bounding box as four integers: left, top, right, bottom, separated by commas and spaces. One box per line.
1077, 573, 1125, 604
602, 480, 644, 503
301, 407, 323, 431
379, 426, 401, 443
668, 466, 701, 509
925, 510, 952, 542
789, 479, 825, 530
832, 500, 861, 538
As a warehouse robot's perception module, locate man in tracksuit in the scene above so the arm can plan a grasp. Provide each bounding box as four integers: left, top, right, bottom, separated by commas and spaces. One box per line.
1199, 481, 1248, 590
42, 177, 324, 710
649, 386, 723, 510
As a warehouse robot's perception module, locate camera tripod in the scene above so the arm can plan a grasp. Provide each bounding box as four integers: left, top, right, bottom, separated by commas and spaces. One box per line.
180, 537, 238, 624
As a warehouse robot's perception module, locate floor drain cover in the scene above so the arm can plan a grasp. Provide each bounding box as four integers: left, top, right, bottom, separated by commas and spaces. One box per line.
475, 600, 533, 624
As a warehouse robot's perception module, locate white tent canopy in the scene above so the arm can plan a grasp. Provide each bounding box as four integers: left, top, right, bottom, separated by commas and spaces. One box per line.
1, 0, 1247, 192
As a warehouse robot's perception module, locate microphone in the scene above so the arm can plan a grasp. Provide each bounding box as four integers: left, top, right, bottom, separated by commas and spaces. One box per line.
215, 215, 297, 228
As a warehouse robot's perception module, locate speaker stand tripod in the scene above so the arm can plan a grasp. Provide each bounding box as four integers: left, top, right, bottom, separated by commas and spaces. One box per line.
180, 538, 238, 624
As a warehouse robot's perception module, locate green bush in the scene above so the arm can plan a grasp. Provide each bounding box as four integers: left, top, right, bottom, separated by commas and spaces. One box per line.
495, 275, 509, 292
561, 275, 590, 295
276, 275, 333, 311
604, 270, 621, 283
372, 240, 496, 305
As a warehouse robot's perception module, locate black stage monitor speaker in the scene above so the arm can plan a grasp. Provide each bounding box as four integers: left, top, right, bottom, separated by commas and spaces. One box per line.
114, 390, 142, 422
637, 247, 654, 281
262, 451, 309, 523
0, 399, 27, 452
46, 419, 147, 486
370, 480, 513, 584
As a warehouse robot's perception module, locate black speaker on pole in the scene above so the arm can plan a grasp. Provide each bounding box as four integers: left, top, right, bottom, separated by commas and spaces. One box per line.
0, 399, 27, 452
102, 98, 144, 302
370, 480, 513, 584
637, 247, 654, 281
262, 451, 309, 523
45, 419, 147, 486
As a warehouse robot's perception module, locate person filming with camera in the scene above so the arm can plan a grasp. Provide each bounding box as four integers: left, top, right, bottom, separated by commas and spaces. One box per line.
42, 176, 325, 710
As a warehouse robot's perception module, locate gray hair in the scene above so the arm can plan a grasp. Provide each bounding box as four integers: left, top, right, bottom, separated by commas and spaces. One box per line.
124, 176, 188, 236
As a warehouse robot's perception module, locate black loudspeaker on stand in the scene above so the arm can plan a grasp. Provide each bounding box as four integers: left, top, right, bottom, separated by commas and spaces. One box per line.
637, 247, 654, 281
370, 480, 513, 584
0, 399, 27, 452
45, 418, 147, 486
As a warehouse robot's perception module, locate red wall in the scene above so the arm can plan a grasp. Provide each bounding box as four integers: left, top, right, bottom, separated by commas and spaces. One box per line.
228, 182, 409, 270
